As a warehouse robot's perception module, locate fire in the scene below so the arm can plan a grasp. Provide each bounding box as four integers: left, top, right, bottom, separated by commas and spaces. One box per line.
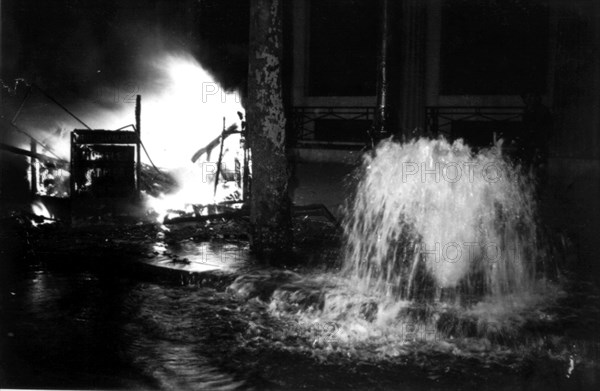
141, 53, 244, 169
31, 200, 54, 226
14, 51, 245, 222
138, 53, 246, 221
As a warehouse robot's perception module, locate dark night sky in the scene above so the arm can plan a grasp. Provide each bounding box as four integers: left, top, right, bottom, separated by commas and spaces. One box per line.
2, 0, 250, 105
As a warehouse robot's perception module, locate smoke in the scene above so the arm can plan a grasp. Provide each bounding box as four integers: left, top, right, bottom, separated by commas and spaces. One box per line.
3, 0, 248, 162
3, 0, 248, 97
8, 48, 244, 166
2, 0, 250, 211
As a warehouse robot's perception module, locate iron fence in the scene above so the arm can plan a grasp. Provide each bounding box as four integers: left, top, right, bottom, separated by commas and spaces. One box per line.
426, 106, 524, 138
291, 106, 375, 146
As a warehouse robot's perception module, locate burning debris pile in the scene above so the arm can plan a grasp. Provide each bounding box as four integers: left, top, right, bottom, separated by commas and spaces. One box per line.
0, 198, 341, 297
139, 163, 178, 198
2, 53, 249, 225
36, 161, 70, 197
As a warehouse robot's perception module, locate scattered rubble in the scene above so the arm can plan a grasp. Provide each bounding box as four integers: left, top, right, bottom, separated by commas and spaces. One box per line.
0, 207, 341, 270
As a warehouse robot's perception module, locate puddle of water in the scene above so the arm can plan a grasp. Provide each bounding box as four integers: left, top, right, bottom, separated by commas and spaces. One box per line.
140, 240, 250, 273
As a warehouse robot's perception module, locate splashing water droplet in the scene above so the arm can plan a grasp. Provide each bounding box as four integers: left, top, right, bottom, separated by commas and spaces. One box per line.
342, 138, 544, 302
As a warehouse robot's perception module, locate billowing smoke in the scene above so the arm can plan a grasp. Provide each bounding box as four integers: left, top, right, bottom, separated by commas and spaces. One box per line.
2, 0, 249, 161
3, 0, 249, 209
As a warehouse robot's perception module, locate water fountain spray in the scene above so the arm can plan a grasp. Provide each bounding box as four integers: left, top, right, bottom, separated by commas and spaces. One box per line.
343, 138, 543, 303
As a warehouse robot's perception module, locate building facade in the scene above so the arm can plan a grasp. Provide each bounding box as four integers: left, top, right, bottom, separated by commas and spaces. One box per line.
288, 0, 600, 181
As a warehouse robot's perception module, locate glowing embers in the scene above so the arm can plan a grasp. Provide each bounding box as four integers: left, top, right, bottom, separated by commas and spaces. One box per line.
146, 196, 244, 224
30, 200, 55, 226
144, 163, 246, 224
32, 160, 70, 197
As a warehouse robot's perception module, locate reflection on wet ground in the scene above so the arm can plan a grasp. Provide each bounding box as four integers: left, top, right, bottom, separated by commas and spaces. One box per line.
1, 263, 249, 390
143, 240, 250, 273
2, 247, 599, 390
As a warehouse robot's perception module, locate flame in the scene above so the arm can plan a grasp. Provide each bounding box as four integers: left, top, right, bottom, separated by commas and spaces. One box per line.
138, 53, 245, 221
141, 53, 244, 169
15, 51, 245, 221
31, 200, 54, 225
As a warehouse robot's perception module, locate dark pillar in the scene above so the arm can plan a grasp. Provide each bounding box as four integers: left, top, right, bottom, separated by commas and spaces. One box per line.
552, 0, 600, 160
30, 140, 37, 195
135, 95, 141, 194
247, 0, 292, 260
369, 0, 392, 148
396, 0, 427, 139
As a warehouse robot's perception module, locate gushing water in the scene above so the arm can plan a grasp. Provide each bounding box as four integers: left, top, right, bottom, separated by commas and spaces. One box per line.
226, 137, 562, 352
342, 138, 543, 302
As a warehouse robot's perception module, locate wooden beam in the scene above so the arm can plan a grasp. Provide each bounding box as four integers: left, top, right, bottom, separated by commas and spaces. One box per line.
0, 143, 67, 166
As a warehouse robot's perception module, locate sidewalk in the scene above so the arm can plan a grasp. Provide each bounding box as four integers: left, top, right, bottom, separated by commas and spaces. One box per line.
291, 161, 358, 221
541, 174, 600, 278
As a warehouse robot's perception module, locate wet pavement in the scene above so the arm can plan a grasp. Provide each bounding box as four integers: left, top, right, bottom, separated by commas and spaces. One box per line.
1, 225, 599, 390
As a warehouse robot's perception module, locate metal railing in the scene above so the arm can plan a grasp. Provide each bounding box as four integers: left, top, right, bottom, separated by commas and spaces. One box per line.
289, 106, 525, 146
290, 106, 375, 146
426, 106, 524, 138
